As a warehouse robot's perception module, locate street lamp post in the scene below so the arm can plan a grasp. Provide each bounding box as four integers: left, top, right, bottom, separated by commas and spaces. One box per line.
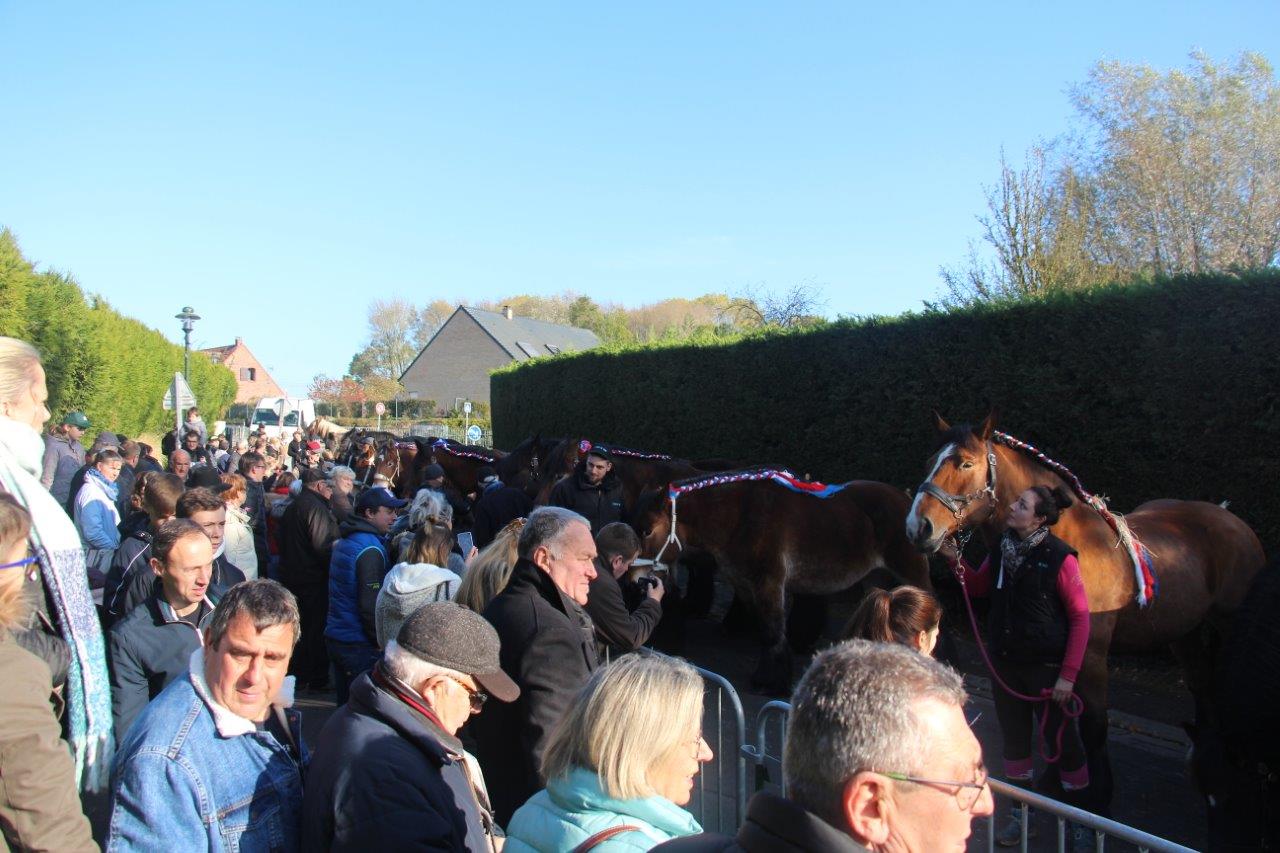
175, 307, 201, 379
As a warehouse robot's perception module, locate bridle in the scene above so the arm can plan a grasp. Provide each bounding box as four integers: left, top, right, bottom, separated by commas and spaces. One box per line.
916, 441, 1000, 529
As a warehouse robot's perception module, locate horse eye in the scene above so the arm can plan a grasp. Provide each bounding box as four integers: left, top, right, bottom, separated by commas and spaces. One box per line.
960, 461, 974, 470
643, 529, 653, 539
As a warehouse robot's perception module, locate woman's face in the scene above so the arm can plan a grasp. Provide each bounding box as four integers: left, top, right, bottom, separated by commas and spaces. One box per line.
1006, 488, 1045, 536
917, 624, 941, 657
96, 459, 123, 483
2, 364, 50, 432
648, 731, 713, 806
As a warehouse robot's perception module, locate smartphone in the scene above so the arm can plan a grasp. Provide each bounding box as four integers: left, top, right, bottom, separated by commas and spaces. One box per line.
457, 531, 474, 555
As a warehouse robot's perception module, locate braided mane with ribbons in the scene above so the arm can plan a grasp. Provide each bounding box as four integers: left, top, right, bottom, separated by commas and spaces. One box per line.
578, 439, 672, 461
431, 437, 497, 463
993, 431, 1158, 607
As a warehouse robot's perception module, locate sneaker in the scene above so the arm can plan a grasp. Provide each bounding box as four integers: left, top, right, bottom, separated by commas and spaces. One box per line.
995, 805, 1035, 847
1069, 823, 1095, 853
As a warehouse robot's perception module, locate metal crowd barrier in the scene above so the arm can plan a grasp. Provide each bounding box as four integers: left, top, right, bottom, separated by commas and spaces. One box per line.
684, 674, 1197, 853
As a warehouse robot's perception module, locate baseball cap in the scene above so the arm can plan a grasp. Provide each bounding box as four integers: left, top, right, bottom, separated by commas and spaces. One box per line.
187, 466, 231, 493
422, 463, 445, 480
305, 440, 323, 452
586, 445, 611, 461
396, 603, 520, 703
300, 468, 328, 485
62, 411, 91, 429
355, 488, 407, 512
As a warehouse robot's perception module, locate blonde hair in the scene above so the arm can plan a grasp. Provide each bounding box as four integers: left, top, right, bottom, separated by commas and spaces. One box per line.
455, 518, 524, 613
0, 494, 33, 629
541, 652, 704, 800
0, 337, 42, 410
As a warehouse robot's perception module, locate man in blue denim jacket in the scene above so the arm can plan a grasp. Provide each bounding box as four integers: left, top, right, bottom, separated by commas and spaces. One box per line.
106, 580, 307, 852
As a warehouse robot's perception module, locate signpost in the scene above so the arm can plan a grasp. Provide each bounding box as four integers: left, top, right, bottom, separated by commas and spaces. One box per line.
466, 424, 482, 444
462, 400, 471, 444
162, 372, 197, 440
375, 401, 386, 430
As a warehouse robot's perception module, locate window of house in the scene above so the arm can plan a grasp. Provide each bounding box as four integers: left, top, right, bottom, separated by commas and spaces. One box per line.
545, 344, 561, 355
516, 341, 542, 358
240, 367, 256, 381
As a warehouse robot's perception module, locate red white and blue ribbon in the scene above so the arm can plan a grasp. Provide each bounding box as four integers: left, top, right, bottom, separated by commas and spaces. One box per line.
994, 431, 1158, 607
431, 438, 496, 463
577, 439, 672, 461
669, 467, 847, 500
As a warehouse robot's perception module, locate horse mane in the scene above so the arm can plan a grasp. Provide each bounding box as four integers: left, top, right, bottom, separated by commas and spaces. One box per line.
670, 465, 797, 490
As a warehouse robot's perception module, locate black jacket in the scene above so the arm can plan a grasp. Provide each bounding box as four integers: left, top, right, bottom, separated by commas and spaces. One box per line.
470, 483, 533, 549
988, 532, 1076, 664
113, 463, 137, 521
585, 560, 662, 657
472, 559, 599, 824
104, 531, 155, 626
302, 667, 497, 852
279, 488, 340, 589
653, 792, 871, 852
546, 469, 625, 534
243, 479, 269, 562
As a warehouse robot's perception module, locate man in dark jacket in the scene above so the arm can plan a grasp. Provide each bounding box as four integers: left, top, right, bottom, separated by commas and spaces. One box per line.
105, 472, 184, 626
108, 519, 218, 739
303, 602, 520, 851
278, 468, 339, 689
653, 641, 993, 853
546, 446, 625, 534
586, 522, 664, 658
471, 506, 600, 824
238, 451, 270, 570
470, 466, 534, 549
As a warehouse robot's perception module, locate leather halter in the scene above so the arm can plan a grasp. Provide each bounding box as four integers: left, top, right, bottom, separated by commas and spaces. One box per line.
917, 442, 999, 521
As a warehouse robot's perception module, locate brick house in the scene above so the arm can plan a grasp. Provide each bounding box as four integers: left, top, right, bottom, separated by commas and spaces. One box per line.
199, 337, 285, 404
399, 306, 599, 410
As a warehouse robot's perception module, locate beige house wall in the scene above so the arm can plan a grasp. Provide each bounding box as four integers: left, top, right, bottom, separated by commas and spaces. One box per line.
400, 312, 512, 409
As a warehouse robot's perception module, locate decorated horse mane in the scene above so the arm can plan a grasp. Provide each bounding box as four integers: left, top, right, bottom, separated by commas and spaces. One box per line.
431, 438, 496, 463
993, 430, 1157, 606
577, 439, 672, 461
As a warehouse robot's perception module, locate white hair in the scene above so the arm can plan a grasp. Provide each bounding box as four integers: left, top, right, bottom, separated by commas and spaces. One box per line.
519, 506, 590, 558
330, 465, 355, 481
382, 639, 463, 688
410, 488, 452, 529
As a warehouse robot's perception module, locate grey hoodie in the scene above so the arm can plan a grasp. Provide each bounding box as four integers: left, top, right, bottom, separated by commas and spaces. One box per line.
374, 562, 462, 647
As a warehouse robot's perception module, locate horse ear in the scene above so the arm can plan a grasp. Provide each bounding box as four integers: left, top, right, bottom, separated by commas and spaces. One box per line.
976, 409, 999, 440
932, 411, 951, 434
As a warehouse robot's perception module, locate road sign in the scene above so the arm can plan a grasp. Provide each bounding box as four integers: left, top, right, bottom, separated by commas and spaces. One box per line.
466, 425, 482, 443
463, 401, 472, 414
162, 372, 197, 411
374, 402, 386, 416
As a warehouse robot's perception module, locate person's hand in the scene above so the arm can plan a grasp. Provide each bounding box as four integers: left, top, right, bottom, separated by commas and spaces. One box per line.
466, 545, 478, 564
937, 539, 960, 562
647, 576, 666, 602
1052, 677, 1075, 707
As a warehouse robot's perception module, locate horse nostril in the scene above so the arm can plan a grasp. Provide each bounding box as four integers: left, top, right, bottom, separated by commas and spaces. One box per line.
918, 518, 933, 542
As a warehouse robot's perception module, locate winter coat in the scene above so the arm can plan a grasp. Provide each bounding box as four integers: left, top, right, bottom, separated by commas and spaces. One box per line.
242, 479, 269, 566
108, 543, 244, 628
651, 791, 871, 853
278, 487, 338, 590
104, 529, 153, 626
471, 482, 534, 549
585, 562, 663, 657
108, 587, 218, 740
114, 463, 137, 521
471, 558, 599, 824
301, 668, 498, 852
74, 469, 120, 596
374, 561, 462, 647
326, 517, 390, 647
0, 629, 97, 852
506, 767, 702, 852
547, 470, 625, 534
330, 488, 353, 524
40, 433, 84, 506
224, 504, 259, 580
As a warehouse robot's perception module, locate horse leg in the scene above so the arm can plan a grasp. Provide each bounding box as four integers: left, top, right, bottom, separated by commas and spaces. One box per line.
750, 572, 792, 697
1073, 621, 1117, 817
681, 552, 718, 619
1170, 623, 1218, 729
787, 593, 827, 653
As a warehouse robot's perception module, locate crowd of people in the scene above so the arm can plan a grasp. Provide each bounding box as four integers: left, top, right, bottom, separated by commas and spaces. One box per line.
0, 332, 1106, 852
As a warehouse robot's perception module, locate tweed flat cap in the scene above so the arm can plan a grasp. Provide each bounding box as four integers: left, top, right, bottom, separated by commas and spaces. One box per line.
396, 602, 520, 702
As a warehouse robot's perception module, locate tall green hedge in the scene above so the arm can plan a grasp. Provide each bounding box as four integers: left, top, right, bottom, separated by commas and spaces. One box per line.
0, 229, 237, 437
493, 271, 1280, 547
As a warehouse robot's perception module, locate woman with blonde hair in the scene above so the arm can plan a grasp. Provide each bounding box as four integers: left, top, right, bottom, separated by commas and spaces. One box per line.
220, 472, 259, 579
506, 651, 711, 850
456, 517, 524, 613
0, 336, 113, 790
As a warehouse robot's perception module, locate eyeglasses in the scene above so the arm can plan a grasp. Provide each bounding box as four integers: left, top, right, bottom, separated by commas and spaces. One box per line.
0, 553, 39, 582
443, 674, 488, 711
877, 766, 989, 811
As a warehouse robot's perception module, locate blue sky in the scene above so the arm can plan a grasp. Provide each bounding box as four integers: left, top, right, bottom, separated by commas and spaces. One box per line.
2, 2, 1276, 395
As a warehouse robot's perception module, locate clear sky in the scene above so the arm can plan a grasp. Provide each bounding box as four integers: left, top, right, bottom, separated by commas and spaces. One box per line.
2, 2, 1276, 395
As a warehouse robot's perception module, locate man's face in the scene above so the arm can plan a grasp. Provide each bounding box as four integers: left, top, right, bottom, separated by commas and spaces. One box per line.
609, 550, 638, 580
584, 455, 611, 485
170, 451, 191, 478
426, 476, 444, 490
204, 613, 295, 722
879, 698, 993, 852
334, 474, 354, 495
185, 434, 199, 449
365, 505, 397, 534
187, 507, 227, 552
535, 521, 597, 605
246, 460, 266, 483
309, 480, 334, 501
152, 533, 213, 612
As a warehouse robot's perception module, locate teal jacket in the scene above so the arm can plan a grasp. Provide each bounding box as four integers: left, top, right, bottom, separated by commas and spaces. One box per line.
505, 767, 702, 852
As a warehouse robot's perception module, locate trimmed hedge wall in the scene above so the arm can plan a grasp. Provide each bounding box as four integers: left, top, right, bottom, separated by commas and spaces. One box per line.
493, 271, 1280, 547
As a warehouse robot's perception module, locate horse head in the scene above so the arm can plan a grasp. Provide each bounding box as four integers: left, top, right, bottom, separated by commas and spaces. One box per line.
905, 410, 1000, 553
632, 486, 680, 566
533, 437, 582, 505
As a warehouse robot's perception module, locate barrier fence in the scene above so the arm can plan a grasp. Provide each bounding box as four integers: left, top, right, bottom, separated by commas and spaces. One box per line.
691, 667, 1197, 853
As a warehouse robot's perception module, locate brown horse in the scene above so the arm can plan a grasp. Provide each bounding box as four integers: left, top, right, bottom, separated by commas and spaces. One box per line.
633, 470, 930, 693
492, 435, 566, 500
906, 412, 1265, 811
405, 437, 507, 498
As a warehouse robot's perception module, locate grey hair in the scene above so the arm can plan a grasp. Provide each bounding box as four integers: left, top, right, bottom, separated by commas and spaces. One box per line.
784, 639, 966, 825
383, 639, 461, 687
329, 465, 355, 482
518, 506, 590, 559
205, 579, 301, 650
410, 488, 452, 529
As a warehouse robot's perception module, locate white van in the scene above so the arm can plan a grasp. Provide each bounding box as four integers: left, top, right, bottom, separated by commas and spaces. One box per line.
249, 397, 317, 439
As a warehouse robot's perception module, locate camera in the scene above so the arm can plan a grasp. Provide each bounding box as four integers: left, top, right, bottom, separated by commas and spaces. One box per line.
635, 574, 661, 591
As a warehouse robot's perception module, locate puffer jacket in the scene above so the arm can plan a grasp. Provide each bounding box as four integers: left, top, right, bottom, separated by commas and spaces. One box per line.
0, 629, 97, 852
326, 517, 390, 646
223, 504, 259, 580
374, 562, 461, 647
506, 767, 702, 852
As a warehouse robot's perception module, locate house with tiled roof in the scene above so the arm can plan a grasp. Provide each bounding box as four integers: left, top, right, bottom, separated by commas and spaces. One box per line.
399, 306, 599, 410
199, 337, 285, 404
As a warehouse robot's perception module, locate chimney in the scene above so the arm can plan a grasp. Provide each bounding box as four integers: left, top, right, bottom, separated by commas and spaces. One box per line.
235, 336, 243, 345
502, 305, 513, 320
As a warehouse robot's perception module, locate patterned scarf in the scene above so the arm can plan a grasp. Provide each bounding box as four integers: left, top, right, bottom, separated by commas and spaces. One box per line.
0, 417, 114, 791
999, 525, 1050, 579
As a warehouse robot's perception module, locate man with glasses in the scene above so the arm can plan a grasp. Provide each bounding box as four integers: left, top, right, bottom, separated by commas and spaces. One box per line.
658, 639, 993, 852
303, 602, 519, 850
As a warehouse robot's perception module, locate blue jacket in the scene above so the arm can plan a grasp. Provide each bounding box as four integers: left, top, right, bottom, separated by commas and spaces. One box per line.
106, 649, 306, 852
506, 767, 703, 852
326, 517, 390, 646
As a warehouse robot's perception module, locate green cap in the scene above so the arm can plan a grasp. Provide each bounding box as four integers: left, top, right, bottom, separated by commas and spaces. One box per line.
62, 411, 91, 429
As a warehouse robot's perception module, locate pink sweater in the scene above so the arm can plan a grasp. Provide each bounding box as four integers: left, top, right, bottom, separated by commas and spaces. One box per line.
955, 552, 1090, 684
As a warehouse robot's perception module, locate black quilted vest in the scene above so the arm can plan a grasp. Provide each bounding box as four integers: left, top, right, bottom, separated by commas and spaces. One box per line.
987, 532, 1077, 664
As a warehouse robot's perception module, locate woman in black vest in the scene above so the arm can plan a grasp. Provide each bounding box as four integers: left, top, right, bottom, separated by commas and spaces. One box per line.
942, 484, 1091, 848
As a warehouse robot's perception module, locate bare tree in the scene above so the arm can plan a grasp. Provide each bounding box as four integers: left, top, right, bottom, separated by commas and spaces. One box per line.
722, 281, 828, 328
